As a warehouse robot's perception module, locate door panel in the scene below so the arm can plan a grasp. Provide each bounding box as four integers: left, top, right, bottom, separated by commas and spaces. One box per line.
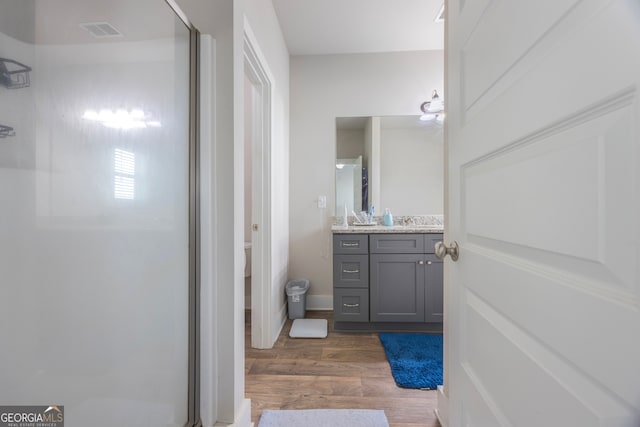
461, 0, 580, 113
463, 99, 636, 288
462, 291, 628, 425
445, 0, 640, 425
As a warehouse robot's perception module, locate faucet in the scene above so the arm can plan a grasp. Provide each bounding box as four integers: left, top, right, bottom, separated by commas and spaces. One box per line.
402, 216, 416, 226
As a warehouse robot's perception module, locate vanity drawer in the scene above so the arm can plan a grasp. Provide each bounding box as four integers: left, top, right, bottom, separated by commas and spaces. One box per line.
333, 234, 368, 254
333, 255, 369, 288
333, 288, 369, 322
424, 234, 444, 254
370, 234, 425, 254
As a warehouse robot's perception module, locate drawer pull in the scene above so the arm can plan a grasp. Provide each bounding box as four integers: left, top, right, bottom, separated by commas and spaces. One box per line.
343, 269, 360, 273
343, 303, 360, 308
342, 242, 359, 247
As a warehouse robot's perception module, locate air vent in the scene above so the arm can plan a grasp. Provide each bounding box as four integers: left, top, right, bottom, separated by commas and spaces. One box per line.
79, 22, 123, 38
435, 4, 445, 23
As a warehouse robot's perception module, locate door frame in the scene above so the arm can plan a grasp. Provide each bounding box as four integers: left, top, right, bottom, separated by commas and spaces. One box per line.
164, 1, 202, 425
436, 2, 451, 424
243, 22, 273, 349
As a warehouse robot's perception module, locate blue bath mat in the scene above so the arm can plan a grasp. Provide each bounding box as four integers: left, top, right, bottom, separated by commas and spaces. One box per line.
378, 333, 443, 389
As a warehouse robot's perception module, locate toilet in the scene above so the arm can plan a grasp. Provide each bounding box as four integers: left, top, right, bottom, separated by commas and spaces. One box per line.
244, 242, 252, 277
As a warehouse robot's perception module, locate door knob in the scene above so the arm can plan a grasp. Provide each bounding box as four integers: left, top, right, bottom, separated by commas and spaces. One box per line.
435, 241, 459, 261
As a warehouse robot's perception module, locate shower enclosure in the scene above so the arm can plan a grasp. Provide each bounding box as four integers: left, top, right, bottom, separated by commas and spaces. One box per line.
0, 1, 199, 425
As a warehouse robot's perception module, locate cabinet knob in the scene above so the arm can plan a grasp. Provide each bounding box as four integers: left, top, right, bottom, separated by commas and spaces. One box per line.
427, 261, 432, 265
418, 261, 424, 265
435, 241, 459, 261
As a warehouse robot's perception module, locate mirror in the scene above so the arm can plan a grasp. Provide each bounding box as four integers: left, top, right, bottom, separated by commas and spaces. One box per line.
335, 115, 443, 216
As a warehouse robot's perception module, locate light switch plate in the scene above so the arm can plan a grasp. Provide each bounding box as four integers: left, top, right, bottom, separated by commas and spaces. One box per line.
317, 195, 326, 209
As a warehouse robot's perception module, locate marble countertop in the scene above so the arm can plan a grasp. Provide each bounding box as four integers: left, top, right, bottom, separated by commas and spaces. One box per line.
331, 224, 444, 234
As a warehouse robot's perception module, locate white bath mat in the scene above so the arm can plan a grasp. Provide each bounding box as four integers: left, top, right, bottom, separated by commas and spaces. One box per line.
289, 318, 328, 338
258, 409, 389, 427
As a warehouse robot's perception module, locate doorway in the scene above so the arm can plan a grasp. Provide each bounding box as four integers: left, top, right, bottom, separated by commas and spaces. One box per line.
244, 29, 273, 349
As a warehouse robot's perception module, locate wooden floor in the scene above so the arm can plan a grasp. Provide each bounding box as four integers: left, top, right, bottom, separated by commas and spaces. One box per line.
245, 311, 442, 427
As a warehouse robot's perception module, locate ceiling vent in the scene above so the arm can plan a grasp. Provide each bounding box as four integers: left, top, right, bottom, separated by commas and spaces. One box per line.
435, 4, 445, 23
79, 22, 123, 39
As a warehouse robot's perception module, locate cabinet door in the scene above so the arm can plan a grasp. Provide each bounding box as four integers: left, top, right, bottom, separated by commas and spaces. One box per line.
370, 254, 425, 322
424, 255, 443, 323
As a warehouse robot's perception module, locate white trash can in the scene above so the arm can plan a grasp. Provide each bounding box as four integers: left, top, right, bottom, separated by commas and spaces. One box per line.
285, 279, 310, 319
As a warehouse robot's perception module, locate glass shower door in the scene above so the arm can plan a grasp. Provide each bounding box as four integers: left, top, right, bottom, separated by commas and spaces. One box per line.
0, 1, 193, 425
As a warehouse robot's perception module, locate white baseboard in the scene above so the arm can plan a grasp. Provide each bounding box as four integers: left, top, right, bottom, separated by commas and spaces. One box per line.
213, 398, 252, 427
271, 303, 287, 346
306, 294, 333, 311
435, 385, 449, 427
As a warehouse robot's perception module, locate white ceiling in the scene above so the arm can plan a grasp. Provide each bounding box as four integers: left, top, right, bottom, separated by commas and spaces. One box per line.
271, 0, 444, 55
0, 0, 180, 45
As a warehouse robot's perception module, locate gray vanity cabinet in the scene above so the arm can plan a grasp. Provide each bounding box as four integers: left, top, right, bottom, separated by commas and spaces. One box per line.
332, 232, 443, 329
370, 233, 443, 323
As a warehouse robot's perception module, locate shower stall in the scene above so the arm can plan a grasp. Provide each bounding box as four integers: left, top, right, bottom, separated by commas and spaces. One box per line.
0, 1, 200, 425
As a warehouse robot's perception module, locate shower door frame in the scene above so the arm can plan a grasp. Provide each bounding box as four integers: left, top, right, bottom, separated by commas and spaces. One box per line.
165, 1, 201, 426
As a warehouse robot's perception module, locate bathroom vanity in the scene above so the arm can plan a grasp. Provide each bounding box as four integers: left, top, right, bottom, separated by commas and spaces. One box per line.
332, 225, 444, 331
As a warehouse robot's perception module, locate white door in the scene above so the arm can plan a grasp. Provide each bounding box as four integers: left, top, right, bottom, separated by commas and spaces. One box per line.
442, 0, 640, 425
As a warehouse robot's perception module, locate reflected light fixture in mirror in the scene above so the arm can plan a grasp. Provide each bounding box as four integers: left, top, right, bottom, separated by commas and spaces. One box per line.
420, 90, 444, 122
82, 108, 162, 130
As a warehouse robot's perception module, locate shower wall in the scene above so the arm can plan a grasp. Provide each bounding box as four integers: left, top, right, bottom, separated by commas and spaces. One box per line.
0, 2, 191, 425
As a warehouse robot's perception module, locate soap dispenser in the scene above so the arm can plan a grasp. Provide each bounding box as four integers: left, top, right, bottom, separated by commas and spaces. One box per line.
383, 208, 393, 226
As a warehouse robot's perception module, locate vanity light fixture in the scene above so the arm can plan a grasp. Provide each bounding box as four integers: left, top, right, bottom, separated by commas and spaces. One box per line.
420, 90, 445, 122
